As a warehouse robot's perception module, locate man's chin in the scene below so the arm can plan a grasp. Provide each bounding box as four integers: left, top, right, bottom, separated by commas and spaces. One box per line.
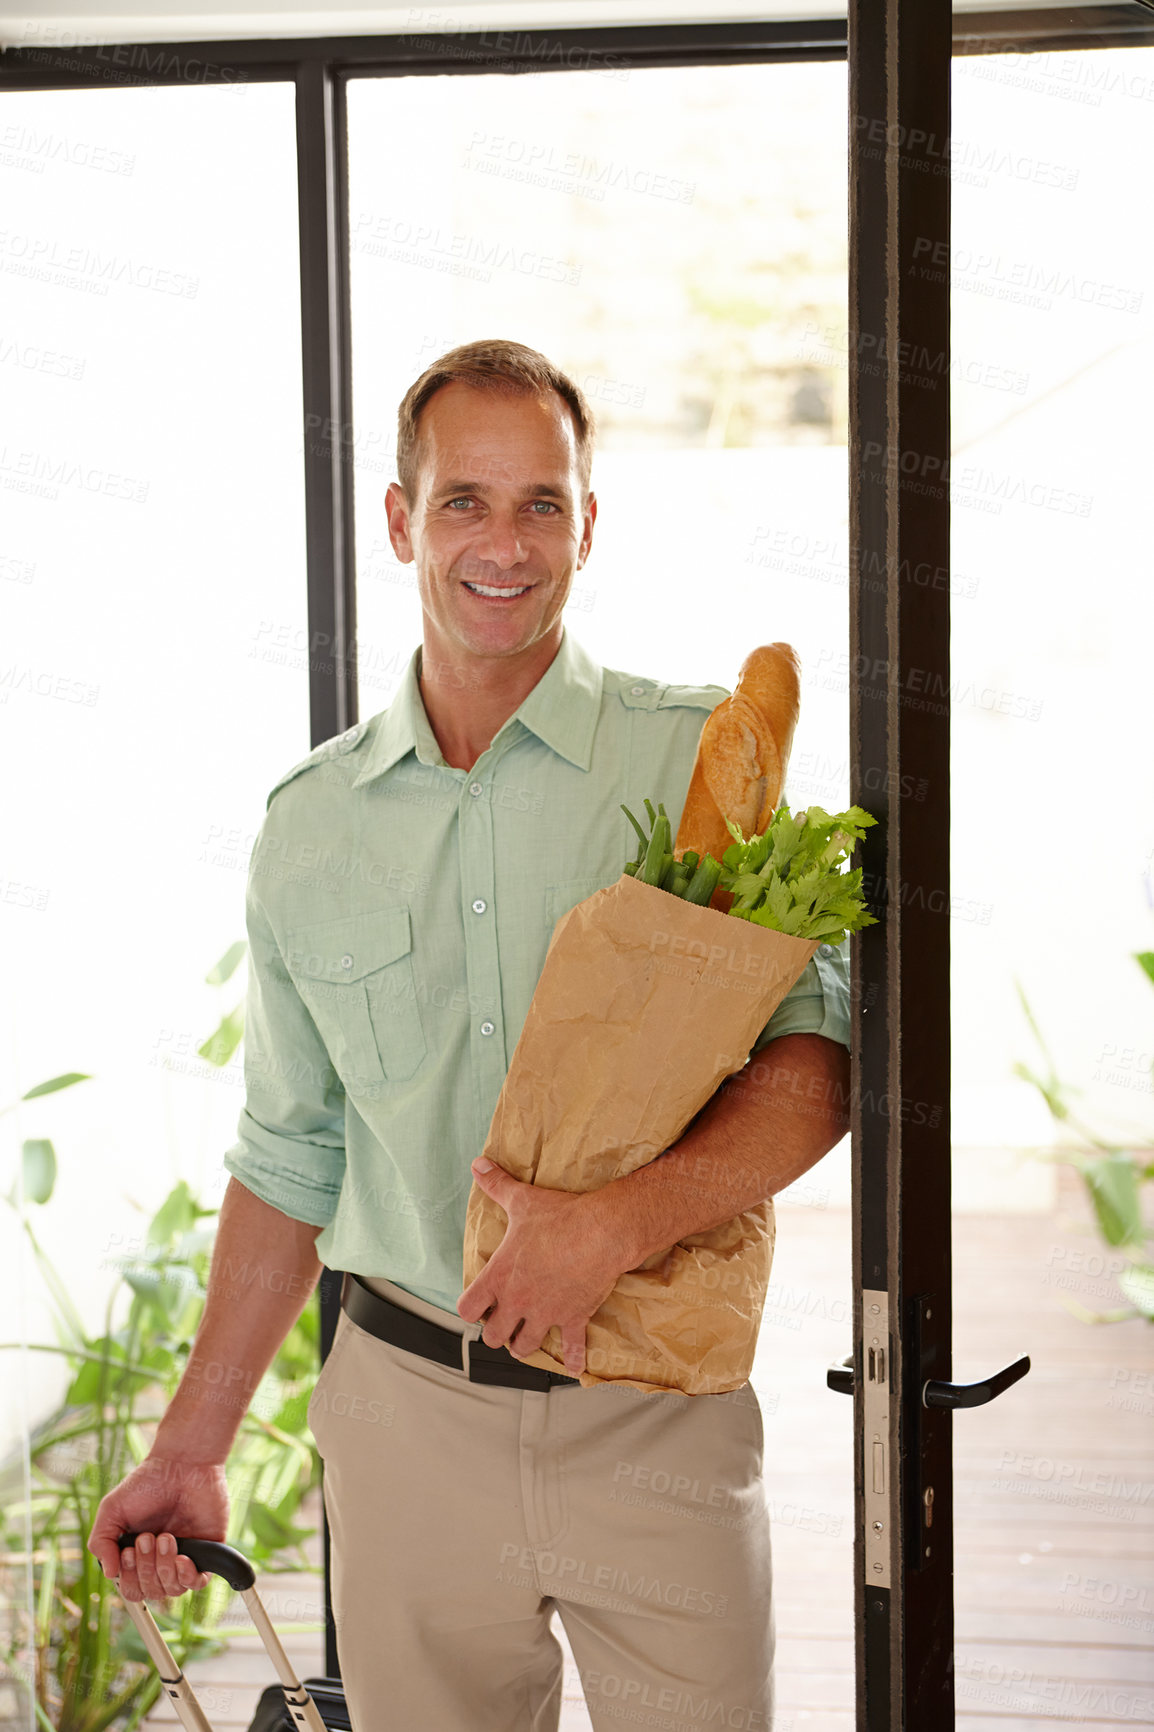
451, 612, 563, 665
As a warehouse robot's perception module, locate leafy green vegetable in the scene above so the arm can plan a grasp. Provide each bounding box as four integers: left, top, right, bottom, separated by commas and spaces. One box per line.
621, 796, 878, 944
721, 801, 878, 944
622, 802, 726, 904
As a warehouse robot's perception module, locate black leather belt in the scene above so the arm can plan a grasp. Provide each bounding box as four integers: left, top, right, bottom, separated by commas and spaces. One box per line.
341, 1273, 581, 1392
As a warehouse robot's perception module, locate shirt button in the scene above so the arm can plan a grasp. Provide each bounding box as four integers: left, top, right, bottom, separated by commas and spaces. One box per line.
631, 684, 646, 696
341, 954, 354, 969
468, 781, 484, 798
471, 898, 487, 915
819, 943, 835, 956
479, 1020, 495, 1037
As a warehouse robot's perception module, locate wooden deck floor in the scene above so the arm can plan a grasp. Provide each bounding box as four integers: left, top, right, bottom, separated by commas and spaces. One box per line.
146, 1174, 1154, 1730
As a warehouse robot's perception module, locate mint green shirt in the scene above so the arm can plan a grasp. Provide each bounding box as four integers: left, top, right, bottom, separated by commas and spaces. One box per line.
224, 630, 852, 1314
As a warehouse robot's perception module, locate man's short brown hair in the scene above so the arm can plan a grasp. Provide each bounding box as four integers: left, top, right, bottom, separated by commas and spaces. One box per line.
395, 338, 596, 502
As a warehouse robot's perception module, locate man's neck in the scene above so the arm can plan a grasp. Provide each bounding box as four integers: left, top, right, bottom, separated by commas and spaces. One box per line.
419, 631, 563, 771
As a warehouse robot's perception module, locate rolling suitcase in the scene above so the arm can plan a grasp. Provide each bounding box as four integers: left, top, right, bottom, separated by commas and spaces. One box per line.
116, 1535, 350, 1732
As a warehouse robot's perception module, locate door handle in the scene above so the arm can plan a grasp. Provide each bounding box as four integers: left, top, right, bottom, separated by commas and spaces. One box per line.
827, 1354, 854, 1395
922, 1354, 1030, 1408
828, 1351, 1030, 1406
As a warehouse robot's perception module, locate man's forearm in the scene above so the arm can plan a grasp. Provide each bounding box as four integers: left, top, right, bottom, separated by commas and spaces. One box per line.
594, 1032, 851, 1270
151, 1177, 324, 1465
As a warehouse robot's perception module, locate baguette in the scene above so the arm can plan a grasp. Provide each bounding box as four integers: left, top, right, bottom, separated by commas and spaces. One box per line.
674, 643, 801, 870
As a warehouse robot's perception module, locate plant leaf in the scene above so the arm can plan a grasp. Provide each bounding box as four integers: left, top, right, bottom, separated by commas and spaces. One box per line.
206, 941, 247, 988
1134, 950, 1154, 988
21, 1072, 91, 1100
148, 1181, 200, 1249
245, 1500, 314, 1551
1080, 1155, 1144, 1249
1117, 1263, 1154, 1319
126, 1263, 199, 1321
1010, 1057, 1070, 1123
66, 1338, 123, 1405
21, 1139, 57, 1205
198, 1007, 244, 1068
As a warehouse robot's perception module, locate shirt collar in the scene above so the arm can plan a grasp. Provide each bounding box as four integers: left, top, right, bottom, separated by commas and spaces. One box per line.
506, 628, 602, 772
351, 628, 603, 788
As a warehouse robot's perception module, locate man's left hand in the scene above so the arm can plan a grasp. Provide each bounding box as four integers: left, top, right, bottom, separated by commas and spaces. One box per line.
457, 1158, 631, 1377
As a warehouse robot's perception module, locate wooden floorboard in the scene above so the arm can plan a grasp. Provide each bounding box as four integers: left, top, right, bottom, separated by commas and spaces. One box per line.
145, 1177, 1153, 1729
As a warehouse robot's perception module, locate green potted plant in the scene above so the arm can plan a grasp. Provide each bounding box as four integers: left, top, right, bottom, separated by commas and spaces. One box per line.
1, 946, 324, 1730
1015, 927, 1154, 1324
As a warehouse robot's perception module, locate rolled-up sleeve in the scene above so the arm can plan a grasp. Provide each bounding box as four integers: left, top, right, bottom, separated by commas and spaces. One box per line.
750, 939, 853, 1053
223, 870, 347, 1226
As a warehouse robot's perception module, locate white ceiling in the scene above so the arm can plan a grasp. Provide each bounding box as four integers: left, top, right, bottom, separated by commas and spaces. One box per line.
5, 0, 832, 50
0, 0, 1134, 50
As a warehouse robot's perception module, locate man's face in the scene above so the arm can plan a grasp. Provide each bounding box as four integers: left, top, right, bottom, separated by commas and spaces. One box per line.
385, 381, 596, 670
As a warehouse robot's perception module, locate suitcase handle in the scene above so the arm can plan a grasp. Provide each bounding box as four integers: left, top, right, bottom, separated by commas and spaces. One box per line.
114, 1535, 327, 1732
118, 1533, 256, 1592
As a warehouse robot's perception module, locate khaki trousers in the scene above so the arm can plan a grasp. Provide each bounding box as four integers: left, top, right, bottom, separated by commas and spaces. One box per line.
308, 1274, 775, 1732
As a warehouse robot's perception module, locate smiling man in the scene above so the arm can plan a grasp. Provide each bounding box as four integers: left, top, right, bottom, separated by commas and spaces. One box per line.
89, 340, 852, 1732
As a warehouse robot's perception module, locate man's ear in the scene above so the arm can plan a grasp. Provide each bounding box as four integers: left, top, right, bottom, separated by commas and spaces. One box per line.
577, 490, 597, 570
385, 482, 415, 563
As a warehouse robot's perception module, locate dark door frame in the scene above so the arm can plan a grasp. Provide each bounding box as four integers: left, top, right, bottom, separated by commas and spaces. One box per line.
4, 5, 1151, 1717
848, 4, 955, 1720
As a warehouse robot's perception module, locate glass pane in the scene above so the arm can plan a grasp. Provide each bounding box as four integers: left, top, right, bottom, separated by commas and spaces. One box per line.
0, 79, 311, 1718
948, 35, 1154, 1722
348, 59, 853, 1726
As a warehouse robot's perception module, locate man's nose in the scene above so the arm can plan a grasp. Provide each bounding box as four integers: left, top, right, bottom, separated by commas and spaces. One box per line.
475, 510, 527, 570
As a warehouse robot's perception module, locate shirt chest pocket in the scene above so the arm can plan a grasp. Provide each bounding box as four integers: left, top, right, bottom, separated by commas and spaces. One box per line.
283, 905, 427, 1093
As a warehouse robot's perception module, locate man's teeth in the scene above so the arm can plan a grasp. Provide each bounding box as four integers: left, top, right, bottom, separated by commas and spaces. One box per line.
465, 582, 530, 597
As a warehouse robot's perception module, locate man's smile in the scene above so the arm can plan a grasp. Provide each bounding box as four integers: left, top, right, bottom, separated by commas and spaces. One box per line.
462, 581, 534, 598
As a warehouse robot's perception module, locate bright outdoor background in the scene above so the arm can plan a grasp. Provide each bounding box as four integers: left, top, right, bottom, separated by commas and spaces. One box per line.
2, 40, 1152, 1726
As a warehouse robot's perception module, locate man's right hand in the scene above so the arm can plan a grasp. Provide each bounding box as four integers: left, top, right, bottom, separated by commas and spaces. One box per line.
86, 1179, 324, 1602
87, 1453, 230, 1602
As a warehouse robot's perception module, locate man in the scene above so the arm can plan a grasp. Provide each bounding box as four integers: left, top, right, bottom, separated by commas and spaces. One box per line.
89, 340, 851, 1730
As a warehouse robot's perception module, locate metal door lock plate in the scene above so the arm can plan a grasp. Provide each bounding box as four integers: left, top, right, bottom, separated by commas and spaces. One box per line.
862, 1288, 891, 1589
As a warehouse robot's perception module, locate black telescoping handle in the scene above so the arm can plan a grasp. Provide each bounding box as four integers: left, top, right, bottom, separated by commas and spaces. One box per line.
117, 1533, 256, 1591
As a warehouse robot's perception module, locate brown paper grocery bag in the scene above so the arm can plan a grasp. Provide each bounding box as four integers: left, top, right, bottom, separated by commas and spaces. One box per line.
462, 872, 818, 1395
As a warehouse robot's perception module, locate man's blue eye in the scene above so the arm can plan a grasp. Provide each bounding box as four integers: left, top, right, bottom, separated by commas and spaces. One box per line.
531, 501, 558, 514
